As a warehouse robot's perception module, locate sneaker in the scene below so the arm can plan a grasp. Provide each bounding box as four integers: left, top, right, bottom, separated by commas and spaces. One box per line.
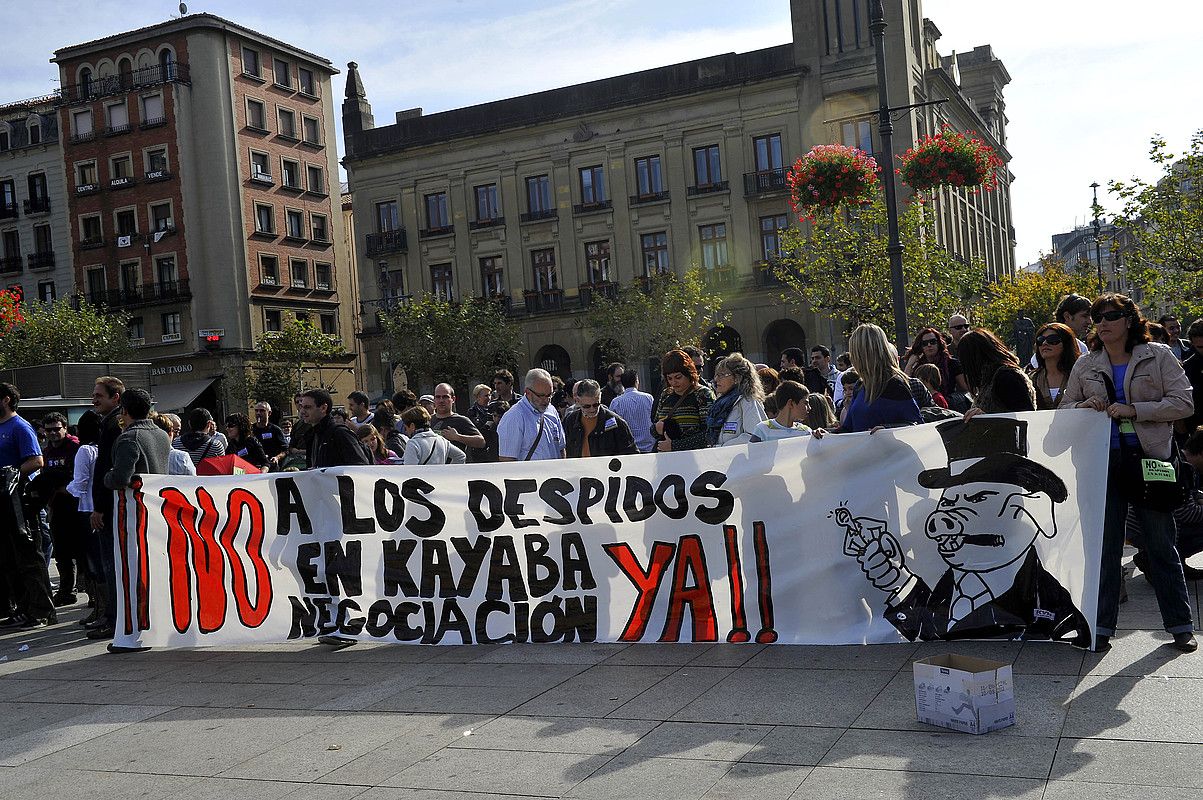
78, 609, 100, 627
53, 593, 78, 608
1171, 632, 1198, 653
317, 634, 357, 649
1093, 635, 1111, 653
85, 626, 115, 640
19, 617, 49, 629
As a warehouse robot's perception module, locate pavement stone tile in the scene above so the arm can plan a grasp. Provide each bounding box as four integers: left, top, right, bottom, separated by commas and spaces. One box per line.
314, 713, 496, 786
601, 643, 715, 666
606, 666, 734, 721
474, 642, 629, 665
743, 643, 918, 671
1050, 737, 1203, 788
820, 728, 1057, 779
367, 682, 548, 715
354, 790, 546, 800
851, 670, 1075, 738
0, 765, 199, 800
1064, 674, 1203, 743
623, 721, 771, 761
0, 703, 174, 766
138, 680, 325, 709
1043, 780, 1202, 800
702, 762, 813, 800
0, 678, 56, 701
790, 765, 1046, 799
512, 664, 678, 718
686, 644, 765, 668
1080, 630, 1203, 678
16, 677, 176, 705
565, 755, 733, 800
383, 746, 612, 796
739, 725, 845, 766
422, 661, 589, 688
170, 776, 369, 799
447, 714, 657, 755
671, 667, 893, 727
1013, 641, 1086, 675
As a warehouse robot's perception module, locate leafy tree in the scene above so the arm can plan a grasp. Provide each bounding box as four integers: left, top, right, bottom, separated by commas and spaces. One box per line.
1108, 130, 1203, 319
0, 299, 132, 368
774, 197, 989, 338
379, 295, 522, 393
248, 319, 345, 412
974, 254, 1098, 334
583, 267, 730, 364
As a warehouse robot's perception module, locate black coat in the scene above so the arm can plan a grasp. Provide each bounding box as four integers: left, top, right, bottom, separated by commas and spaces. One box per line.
91, 409, 122, 515
308, 415, 371, 468
563, 405, 636, 458
884, 549, 1090, 645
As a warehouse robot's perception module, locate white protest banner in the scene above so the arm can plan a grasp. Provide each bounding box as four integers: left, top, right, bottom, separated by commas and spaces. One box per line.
112, 411, 1107, 649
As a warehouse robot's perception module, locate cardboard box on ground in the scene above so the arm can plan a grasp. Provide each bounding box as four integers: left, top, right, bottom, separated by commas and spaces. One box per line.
912, 654, 1015, 735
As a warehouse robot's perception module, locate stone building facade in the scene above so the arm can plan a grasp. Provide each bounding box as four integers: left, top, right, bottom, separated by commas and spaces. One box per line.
0, 95, 74, 304
52, 13, 354, 413
343, 0, 1015, 396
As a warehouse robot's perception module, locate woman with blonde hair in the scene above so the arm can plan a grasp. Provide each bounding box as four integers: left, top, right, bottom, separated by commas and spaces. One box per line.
841, 324, 922, 433
708, 352, 767, 446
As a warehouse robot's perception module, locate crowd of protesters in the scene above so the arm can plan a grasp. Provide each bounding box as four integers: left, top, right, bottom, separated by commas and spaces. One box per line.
1, 292, 1202, 655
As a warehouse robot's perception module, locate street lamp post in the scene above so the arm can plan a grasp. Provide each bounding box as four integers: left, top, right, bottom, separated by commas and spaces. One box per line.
1090, 182, 1104, 294
869, 0, 909, 349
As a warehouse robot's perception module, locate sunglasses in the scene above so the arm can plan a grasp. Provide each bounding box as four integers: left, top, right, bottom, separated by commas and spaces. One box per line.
577, 401, 600, 410
527, 388, 552, 400
1092, 310, 1129, 323
920, 338, 940, 347
1035, 333, 1064, 346
950, 323, 970, 331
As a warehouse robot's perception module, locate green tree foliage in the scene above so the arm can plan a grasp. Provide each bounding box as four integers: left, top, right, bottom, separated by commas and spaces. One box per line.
974, 255, 1099, 334
583, 267, 731, 364
380, 295, 522, 391
775, 197, 989, 338
0, 300, 132, 368
248, 319, 345, 412
1108, 130, 1203, 319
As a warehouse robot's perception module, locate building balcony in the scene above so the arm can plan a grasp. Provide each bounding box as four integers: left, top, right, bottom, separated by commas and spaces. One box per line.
0, 256, 22, 275
744, 168, 787, 196
482, 293, 513, 315
69, 131, 95, 145
572, 199, 612, 216
79, 236, 105, 250
102, 124, 131, 137
87, 278, 191, 309
418, 225, 454, 239
144, 169, 172, 183
58, 62, 191, 105
27, 251, 55, 270
687, 181, 729, 196
0, 204, 18, 220
468, 216, 505, 231
578, 281, 618, 307
23, 197, 50, 214
140, 116, 167, 130
523, 288, 563, 313
250, 170, 274, 186
519, 209, 558, 224
753, 260, 783, 287
629, 191, 670, 207
75, 183, 100, 196
109, 176, 135, 190
365, 229, 408, 256
703, 266, 736, 288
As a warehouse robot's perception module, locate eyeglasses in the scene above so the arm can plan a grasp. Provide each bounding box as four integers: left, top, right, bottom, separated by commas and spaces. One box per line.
714, 370, 733, 379
577, 401, 600, 410
527, 388, 552, 399
44, 426, 63, 433
1035, 333, 1064, 346
921, 338, 940, 347
950, 323, 970, 331
1092, 310, 1129, 323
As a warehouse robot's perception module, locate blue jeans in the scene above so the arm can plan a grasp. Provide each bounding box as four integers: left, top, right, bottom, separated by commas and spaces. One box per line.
1098, 451, 1195, 636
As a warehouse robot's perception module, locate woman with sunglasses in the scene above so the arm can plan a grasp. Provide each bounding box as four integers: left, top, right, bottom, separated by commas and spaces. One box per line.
1063, 294, 1196, 653
903, 326, 970, 405
1030, 322, 1080, 410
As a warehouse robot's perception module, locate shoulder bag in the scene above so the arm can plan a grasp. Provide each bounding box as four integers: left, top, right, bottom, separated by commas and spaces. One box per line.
1101, 372, 1188, 513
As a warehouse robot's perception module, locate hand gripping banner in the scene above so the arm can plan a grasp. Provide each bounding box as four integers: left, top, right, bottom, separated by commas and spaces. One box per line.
112, 411, 1108, 649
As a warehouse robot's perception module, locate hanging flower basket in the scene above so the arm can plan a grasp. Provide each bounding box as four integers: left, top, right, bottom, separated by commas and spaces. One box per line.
0, 288, 23, 336
787, 144, 881, 221
898, 126, 1003, 192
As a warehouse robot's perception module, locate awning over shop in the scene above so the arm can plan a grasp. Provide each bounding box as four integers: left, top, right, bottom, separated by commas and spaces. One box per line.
151, 377, 218, 412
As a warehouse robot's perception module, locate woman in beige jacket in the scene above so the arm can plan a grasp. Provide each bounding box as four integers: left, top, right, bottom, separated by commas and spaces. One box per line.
1062, 294, 1196, 653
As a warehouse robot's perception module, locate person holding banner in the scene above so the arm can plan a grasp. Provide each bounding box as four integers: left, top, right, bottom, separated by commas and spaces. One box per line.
497, 369, 566, 461
653, 349, 714, 452
750, 380, 814, 442
1063, 294, 1197, 653
708, 353, 767, 446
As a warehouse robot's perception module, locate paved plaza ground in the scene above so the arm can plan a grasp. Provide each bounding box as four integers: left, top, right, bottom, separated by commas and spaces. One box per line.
0, 562, 1200, 800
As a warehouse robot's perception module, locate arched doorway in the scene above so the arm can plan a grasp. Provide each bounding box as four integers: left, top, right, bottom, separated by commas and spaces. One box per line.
763, 319, 807, 369
588, 338, 622, 382
535, 344, 572, 382
703, 325, 742, 377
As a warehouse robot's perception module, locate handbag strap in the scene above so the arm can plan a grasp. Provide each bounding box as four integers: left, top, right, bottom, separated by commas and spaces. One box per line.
523, 415, 547, 461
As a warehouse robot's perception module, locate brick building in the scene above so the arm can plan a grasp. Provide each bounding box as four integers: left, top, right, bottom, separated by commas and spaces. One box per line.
343, 0, 1015, 396
52, 13, 354, 413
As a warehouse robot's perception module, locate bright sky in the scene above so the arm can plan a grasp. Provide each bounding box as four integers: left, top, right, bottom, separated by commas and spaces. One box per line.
7, 1, 1201, 267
